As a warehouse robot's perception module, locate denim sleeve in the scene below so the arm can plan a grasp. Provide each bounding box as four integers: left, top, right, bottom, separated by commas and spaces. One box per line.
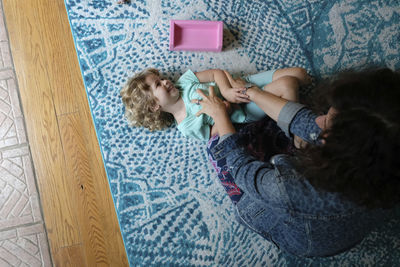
277, 101, 322, 144
217, 133, 234, 144
277, 101, 306, 137
210, 134, 286, 208
289, 108, 322, 144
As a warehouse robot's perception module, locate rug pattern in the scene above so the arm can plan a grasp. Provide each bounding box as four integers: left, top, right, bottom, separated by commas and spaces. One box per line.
64, 0, 400, 266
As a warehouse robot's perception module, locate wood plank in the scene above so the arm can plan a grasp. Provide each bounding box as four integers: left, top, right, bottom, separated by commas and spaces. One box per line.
53, 244, 88, 267
2, 0, 82, 254
29, 0, 79, 115
55, 1, 129, 265
56, 0, 87, 108
54, 1, 129, 265
3, 0, 129, 265
77, 94, 129, 266
58, 112, 109, 266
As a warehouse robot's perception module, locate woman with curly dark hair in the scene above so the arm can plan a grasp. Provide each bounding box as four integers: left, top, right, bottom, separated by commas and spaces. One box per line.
298, 68, 400, 210
196, 67, 400, 257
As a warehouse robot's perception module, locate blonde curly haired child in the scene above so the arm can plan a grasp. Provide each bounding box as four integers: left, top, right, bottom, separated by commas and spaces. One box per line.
121, 68, 174, 131
121, 67, 310, 141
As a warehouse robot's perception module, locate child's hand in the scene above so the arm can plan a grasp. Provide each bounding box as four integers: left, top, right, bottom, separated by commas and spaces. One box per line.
224, 70, 247, 88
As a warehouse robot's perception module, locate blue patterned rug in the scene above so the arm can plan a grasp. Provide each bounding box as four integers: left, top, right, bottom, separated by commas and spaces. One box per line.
64, 0, 400, 266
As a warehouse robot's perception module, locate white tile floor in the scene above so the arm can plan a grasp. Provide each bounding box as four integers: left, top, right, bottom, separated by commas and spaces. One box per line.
0, 2, 52, 266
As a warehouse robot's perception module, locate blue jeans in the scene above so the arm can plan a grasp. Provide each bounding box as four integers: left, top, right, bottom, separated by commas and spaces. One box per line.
207, 134, 244, 204
206, 116, 294, 204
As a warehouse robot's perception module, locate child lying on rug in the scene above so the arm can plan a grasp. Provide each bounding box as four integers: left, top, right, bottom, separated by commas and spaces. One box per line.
120, 67, 310, 141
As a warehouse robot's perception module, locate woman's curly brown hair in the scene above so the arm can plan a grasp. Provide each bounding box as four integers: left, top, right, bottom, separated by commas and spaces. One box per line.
120, 68, 174, 131
297, 67, 400, 210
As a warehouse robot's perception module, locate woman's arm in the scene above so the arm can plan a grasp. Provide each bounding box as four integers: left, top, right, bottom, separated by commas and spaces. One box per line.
246, 87, 288, 122
224, 70, 288, 122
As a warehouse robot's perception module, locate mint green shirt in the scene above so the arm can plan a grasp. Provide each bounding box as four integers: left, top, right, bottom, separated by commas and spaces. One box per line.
175, 70, 246, 141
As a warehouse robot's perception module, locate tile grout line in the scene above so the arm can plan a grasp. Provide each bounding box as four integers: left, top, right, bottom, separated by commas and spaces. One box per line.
0, 221, 43, 234
0, 1, 54, 266
0, 142, 29, 153
0, 65, 14, 72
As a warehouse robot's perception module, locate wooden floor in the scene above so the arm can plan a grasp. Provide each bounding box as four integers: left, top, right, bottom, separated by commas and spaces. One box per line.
3, 0, 129, 266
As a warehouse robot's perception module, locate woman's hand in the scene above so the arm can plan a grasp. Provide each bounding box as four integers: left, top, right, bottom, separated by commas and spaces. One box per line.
191, 86, 236, 136
222, 87, 251, 104
221, 70, 251, 103
192, 86, 228, 119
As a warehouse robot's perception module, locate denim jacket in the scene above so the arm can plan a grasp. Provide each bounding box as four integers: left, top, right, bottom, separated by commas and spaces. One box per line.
210, 102, 388, 257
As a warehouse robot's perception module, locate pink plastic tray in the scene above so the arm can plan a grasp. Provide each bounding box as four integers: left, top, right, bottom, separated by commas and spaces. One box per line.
169, 20, 223, 52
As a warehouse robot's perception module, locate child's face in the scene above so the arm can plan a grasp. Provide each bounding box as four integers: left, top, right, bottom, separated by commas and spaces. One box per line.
145, 74, 179, 112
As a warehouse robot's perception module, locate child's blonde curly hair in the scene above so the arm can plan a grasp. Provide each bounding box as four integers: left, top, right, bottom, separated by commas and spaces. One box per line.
120, 68, 174, 131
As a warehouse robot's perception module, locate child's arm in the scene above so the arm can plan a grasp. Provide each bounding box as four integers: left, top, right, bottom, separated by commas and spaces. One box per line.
195, 69, 231, 90
194, 69, 250, 104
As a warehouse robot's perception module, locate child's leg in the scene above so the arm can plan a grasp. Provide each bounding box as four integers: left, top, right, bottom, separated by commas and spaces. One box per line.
243, 68, 308, 149
242, 69, 302, 122
269, 69, 312, 149
244, 69, 276, 88
241, 70, 276, 122
262, 67, 312, 102
262, 76, 299, 102
272, 67, 311, 86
